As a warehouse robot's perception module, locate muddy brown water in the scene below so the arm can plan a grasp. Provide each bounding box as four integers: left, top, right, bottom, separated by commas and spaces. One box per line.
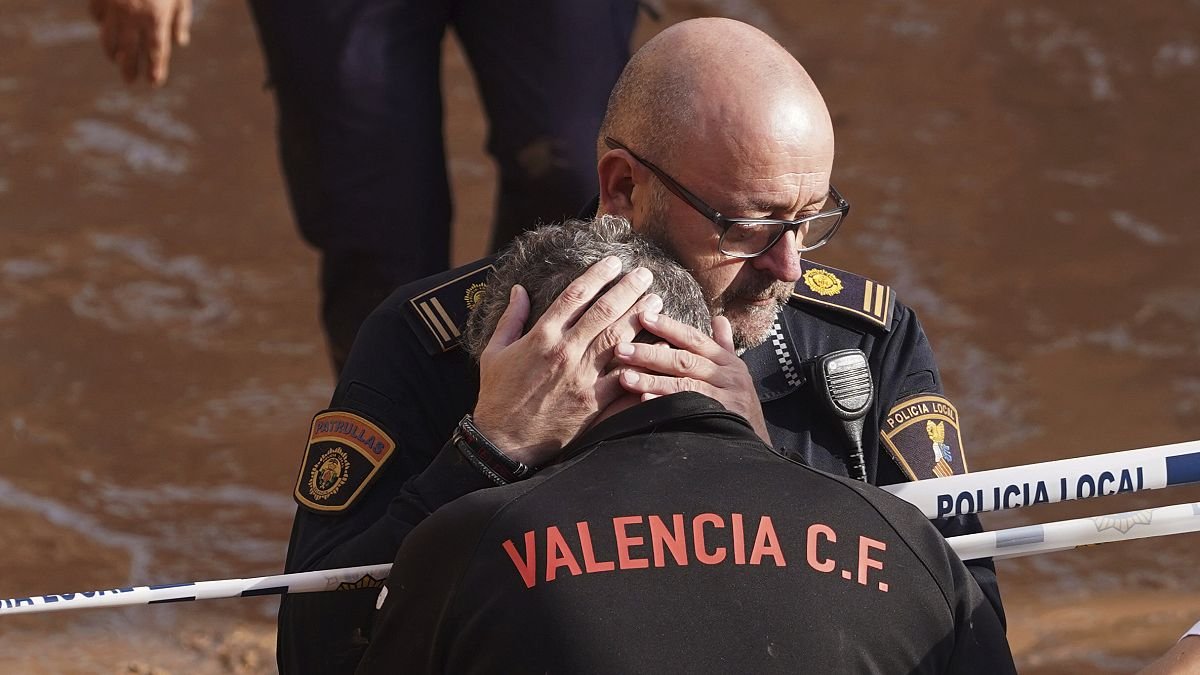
2, 0, 1199, 672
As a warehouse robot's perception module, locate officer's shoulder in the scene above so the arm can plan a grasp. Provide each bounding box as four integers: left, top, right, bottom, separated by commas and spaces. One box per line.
386, 257, 496, 356
770, 451, 932, 525
786, 260, 909, 333
787, 459, 948, 553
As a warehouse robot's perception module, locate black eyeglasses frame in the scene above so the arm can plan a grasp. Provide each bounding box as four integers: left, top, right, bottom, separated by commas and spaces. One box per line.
604, 136, 849, 258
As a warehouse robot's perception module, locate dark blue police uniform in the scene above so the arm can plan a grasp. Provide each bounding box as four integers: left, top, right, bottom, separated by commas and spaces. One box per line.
276, 257, 1004, 673
246, 0, 641, 371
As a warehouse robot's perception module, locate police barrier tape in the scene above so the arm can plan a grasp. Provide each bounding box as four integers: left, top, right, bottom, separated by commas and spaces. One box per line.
0, 563, 392, 616
882, 439, 1200, 519
3, 440, 1198, 616
948, 501, 1200, 561
2, 502, 1199, 615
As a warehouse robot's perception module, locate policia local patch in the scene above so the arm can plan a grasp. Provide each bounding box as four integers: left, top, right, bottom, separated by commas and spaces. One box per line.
295, 410, 396, 513
880, 394, 968, 481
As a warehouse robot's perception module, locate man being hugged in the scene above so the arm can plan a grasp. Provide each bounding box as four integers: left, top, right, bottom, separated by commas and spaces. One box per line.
356, 216, 1015, 674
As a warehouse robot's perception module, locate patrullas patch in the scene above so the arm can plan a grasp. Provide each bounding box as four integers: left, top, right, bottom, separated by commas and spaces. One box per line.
294, 410, 396, 512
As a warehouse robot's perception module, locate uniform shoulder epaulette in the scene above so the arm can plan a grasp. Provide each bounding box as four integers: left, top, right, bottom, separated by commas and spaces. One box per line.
788, 260, 895, 332
404, 258, 495, 355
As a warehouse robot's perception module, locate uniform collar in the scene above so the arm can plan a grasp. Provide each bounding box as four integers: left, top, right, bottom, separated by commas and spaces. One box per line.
560, 392, 757, 461
742, 310, 807, 403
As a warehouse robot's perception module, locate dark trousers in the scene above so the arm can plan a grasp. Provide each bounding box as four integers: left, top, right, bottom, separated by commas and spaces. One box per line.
248, 0, 640, 373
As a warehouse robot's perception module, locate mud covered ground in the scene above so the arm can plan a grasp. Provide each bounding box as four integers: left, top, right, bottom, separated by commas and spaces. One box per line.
2, 0, 1199, 672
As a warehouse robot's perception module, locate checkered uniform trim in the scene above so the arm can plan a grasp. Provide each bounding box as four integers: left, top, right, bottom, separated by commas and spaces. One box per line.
769, 318, 802, 388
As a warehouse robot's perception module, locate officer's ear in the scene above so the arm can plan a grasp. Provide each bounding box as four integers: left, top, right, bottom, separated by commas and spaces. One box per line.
597, 149, 639, 219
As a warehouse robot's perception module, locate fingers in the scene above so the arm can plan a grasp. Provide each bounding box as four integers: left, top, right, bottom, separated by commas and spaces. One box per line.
712, 315, 735, 353
148, 11, 172, 85
568, 265, 654, 344
593, 369, 632, 412
536, 256, 624, 332
481, 284, 530, 358
614, 339, 723, 385
637, 311, 736, 364
585, 291, 663, 372
618, 368, 704, 399
174, 0, 192, 46
613, 313, 744, 393
97, 0, 188, 85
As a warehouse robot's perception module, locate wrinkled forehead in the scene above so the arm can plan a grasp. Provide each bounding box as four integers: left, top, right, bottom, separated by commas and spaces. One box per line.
670, 101, 835, 212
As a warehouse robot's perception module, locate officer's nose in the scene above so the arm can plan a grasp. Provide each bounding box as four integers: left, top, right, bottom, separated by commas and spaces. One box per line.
751, 230, 804, 283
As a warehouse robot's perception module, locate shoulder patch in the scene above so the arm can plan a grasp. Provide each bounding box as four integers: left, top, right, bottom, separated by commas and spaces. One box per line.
405, 261, 495, 355
789, 261, 894, 331
879, 394, 969, 481
294, 410, 397, 513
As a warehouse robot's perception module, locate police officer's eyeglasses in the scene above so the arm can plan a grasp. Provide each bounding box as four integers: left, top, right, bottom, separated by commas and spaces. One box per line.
605, 136, 849, 258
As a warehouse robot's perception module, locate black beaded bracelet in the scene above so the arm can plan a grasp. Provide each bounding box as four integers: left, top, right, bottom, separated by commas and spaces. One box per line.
451, 414, 536, 486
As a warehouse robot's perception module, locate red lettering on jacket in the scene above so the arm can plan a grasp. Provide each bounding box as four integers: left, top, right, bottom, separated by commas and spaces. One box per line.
731, 513, 746, 565
500, 513, 889, 593
693, 513, 726, 564
648, 514, 688, 567
576, 522, 615, 573
503, 531, 538, 589
806, 524, 836, 573
545, 526, 582, 582
749, 516, 785, 566
857, 536, 887, 589
613, 516, 649, 570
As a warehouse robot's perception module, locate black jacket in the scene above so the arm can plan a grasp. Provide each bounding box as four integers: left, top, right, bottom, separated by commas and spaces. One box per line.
277, 257, 1003, 673
357, 393, 1015, 674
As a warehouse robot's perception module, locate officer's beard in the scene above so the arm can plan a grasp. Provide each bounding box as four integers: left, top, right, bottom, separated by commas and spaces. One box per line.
710, 275, 792, 351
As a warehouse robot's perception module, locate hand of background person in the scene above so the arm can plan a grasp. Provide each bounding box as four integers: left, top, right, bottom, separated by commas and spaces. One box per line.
614, 312, 772, 445
473, 256, 663, 465
88, 0, 192, 85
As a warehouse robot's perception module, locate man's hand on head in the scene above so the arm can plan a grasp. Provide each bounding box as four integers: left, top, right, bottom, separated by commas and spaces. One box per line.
472, 256, 664, 466
614, 313, 772, 445
89, 0, 192, 85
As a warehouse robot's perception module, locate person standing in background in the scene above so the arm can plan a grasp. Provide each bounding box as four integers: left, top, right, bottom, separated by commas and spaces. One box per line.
86, 0, 641, 373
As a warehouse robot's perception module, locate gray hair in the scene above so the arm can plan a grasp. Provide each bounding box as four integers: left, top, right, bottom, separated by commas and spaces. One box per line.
463, 215, 711, 361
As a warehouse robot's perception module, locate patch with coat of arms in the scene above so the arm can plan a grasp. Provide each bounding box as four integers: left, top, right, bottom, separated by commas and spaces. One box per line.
879, 394, 968, 481
294, 410, 396, 513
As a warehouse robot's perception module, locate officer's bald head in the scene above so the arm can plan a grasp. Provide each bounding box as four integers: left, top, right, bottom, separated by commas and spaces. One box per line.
597, 18, 831, 168
462, 215, 711, 361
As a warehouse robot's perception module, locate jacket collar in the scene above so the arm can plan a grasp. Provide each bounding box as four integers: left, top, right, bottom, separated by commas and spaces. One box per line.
560, 392, 757, 461
742, 310, 807, 403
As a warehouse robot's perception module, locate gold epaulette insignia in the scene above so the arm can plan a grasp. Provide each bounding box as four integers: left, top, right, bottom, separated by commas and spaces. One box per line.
788, 261, 894, 331
406, 260, 495, 355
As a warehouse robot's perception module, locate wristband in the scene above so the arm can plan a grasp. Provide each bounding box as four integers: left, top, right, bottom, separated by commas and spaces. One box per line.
451, 414, 536, 486
1184, 619, 1200, 641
